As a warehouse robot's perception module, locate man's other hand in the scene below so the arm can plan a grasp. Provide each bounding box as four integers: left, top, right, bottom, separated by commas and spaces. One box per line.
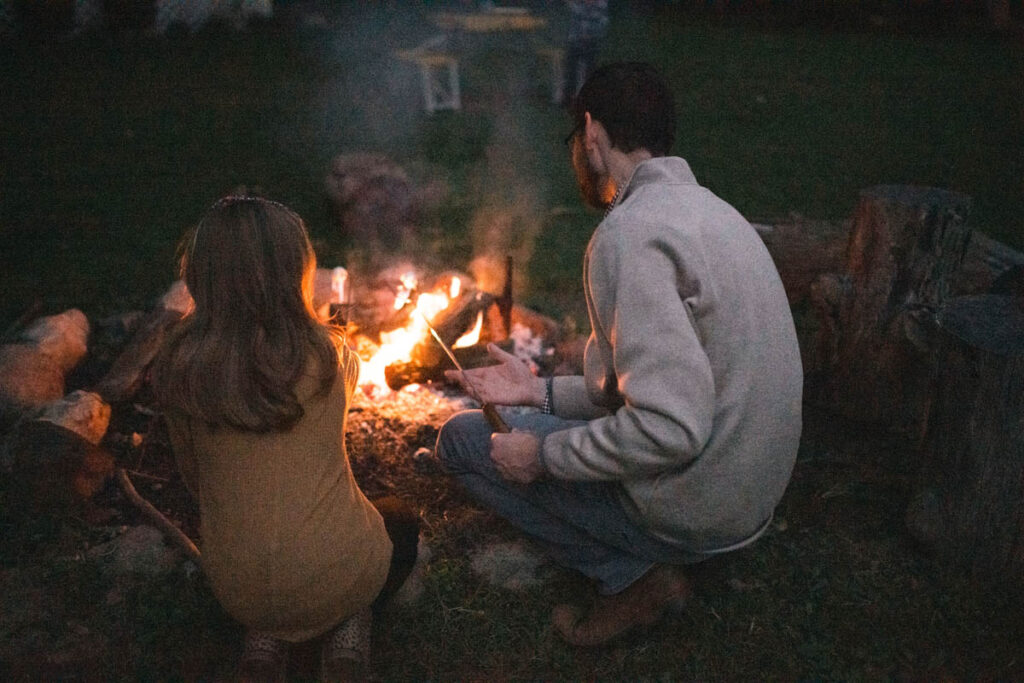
490, 431, 543, 484
445, 343, 546, 407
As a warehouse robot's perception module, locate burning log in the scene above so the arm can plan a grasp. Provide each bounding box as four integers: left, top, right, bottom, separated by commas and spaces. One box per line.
412, 289, 496, 360
384, 339, 513, 391
383, 288, 501, 391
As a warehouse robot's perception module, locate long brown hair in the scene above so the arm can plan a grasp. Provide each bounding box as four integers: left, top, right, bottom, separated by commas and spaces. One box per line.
154, 196, 348, 432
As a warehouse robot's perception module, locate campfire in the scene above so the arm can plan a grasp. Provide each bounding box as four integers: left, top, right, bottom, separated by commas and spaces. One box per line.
320, 257, 555, 399
350, 270, 484, 397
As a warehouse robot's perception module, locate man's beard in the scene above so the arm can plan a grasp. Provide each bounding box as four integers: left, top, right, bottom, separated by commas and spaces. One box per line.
571, 140, 616, 211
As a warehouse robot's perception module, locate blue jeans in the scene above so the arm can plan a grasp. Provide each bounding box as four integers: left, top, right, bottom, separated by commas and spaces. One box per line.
435, 410, 709, 595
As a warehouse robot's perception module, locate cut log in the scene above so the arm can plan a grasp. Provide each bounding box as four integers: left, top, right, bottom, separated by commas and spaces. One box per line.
92, 281, 191, 404
807, 185, 972, 442
0, 309, 90, 429
905, 294, 1024, 591
756, 219, 850, 305
36, 389, 111, 446
5, 420, 115, 514
92, 307, 184, 404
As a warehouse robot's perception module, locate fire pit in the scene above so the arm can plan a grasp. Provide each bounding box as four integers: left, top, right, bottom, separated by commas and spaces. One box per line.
313, 257, 559, 398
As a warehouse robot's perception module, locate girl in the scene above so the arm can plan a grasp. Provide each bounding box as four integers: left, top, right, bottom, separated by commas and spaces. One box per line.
154, 196, 417, 681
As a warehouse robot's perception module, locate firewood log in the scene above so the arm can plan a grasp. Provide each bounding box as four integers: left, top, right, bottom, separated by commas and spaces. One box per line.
384, 340, 513, 391
5, 419, 115, 515
427, 290, 496, 347
0, 309, 89, 429
93, 281, 191, 404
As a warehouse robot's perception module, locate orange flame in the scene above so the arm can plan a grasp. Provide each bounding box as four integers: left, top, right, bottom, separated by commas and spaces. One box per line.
358, 274, 470, 397
453, 311, 482, 348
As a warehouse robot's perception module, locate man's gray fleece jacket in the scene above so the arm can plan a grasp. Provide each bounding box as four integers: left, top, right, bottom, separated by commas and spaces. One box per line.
539, 156, 803, 552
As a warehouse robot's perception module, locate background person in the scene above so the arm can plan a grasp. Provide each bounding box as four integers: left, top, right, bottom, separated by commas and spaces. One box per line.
563, 0, 609, 105
436, 62, 803, 647
154, 196, 418, 681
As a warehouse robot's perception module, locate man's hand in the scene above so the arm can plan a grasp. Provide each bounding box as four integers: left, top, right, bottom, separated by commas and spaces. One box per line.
490, 431, 543, 484
445, 343, 546, 407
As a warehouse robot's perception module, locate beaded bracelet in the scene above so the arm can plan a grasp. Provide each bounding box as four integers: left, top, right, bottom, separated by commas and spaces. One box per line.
541, 376, 554, 415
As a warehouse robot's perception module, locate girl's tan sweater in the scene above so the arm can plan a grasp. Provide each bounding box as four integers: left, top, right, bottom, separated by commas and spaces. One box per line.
164, 350, 391, 642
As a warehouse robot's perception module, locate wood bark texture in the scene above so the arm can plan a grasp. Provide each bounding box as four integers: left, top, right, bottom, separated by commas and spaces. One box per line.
808, 185, 972, 442
93, 307, 184, 403
905, 294, 1024, 589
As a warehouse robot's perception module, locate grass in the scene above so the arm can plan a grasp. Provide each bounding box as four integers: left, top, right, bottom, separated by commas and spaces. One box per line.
2, 1, 1024, 680
3, 402, 1022, 680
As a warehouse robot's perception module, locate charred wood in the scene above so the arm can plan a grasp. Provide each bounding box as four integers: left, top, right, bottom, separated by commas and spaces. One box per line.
384, 340, 513, 391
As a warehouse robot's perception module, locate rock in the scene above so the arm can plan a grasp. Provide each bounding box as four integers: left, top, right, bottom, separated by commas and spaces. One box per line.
469, 540, 549, 591
0, 309, 89, 428
36, 390, 111, 446
89, 524, 183, 578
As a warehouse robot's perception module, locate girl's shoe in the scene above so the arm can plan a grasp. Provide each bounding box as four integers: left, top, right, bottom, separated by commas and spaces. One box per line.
320, 607, 372, 682
236, 631, 289, 683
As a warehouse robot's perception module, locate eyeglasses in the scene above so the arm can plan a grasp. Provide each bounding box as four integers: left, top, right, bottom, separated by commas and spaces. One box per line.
563, 122, 583, 146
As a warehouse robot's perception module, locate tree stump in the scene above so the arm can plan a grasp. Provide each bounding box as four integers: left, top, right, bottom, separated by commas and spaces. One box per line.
808, 185, 972, 442
905, 294, 1024, 591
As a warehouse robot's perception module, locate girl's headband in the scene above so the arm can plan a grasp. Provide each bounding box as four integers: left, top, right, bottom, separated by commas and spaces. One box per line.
191, 195, 301, 253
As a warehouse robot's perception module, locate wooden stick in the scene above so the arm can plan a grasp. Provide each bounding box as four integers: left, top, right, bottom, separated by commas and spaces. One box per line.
116, 467, 200, 561
496, 255, 513, 339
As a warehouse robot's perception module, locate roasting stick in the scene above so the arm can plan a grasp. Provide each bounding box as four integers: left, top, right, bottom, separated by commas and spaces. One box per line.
418, 311, 511, 433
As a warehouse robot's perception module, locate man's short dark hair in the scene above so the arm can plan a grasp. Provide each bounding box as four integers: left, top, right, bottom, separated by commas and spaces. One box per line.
571, 62, 676, 157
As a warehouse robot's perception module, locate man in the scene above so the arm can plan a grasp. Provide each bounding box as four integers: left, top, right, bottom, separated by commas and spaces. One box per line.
436, 62, 802, 646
